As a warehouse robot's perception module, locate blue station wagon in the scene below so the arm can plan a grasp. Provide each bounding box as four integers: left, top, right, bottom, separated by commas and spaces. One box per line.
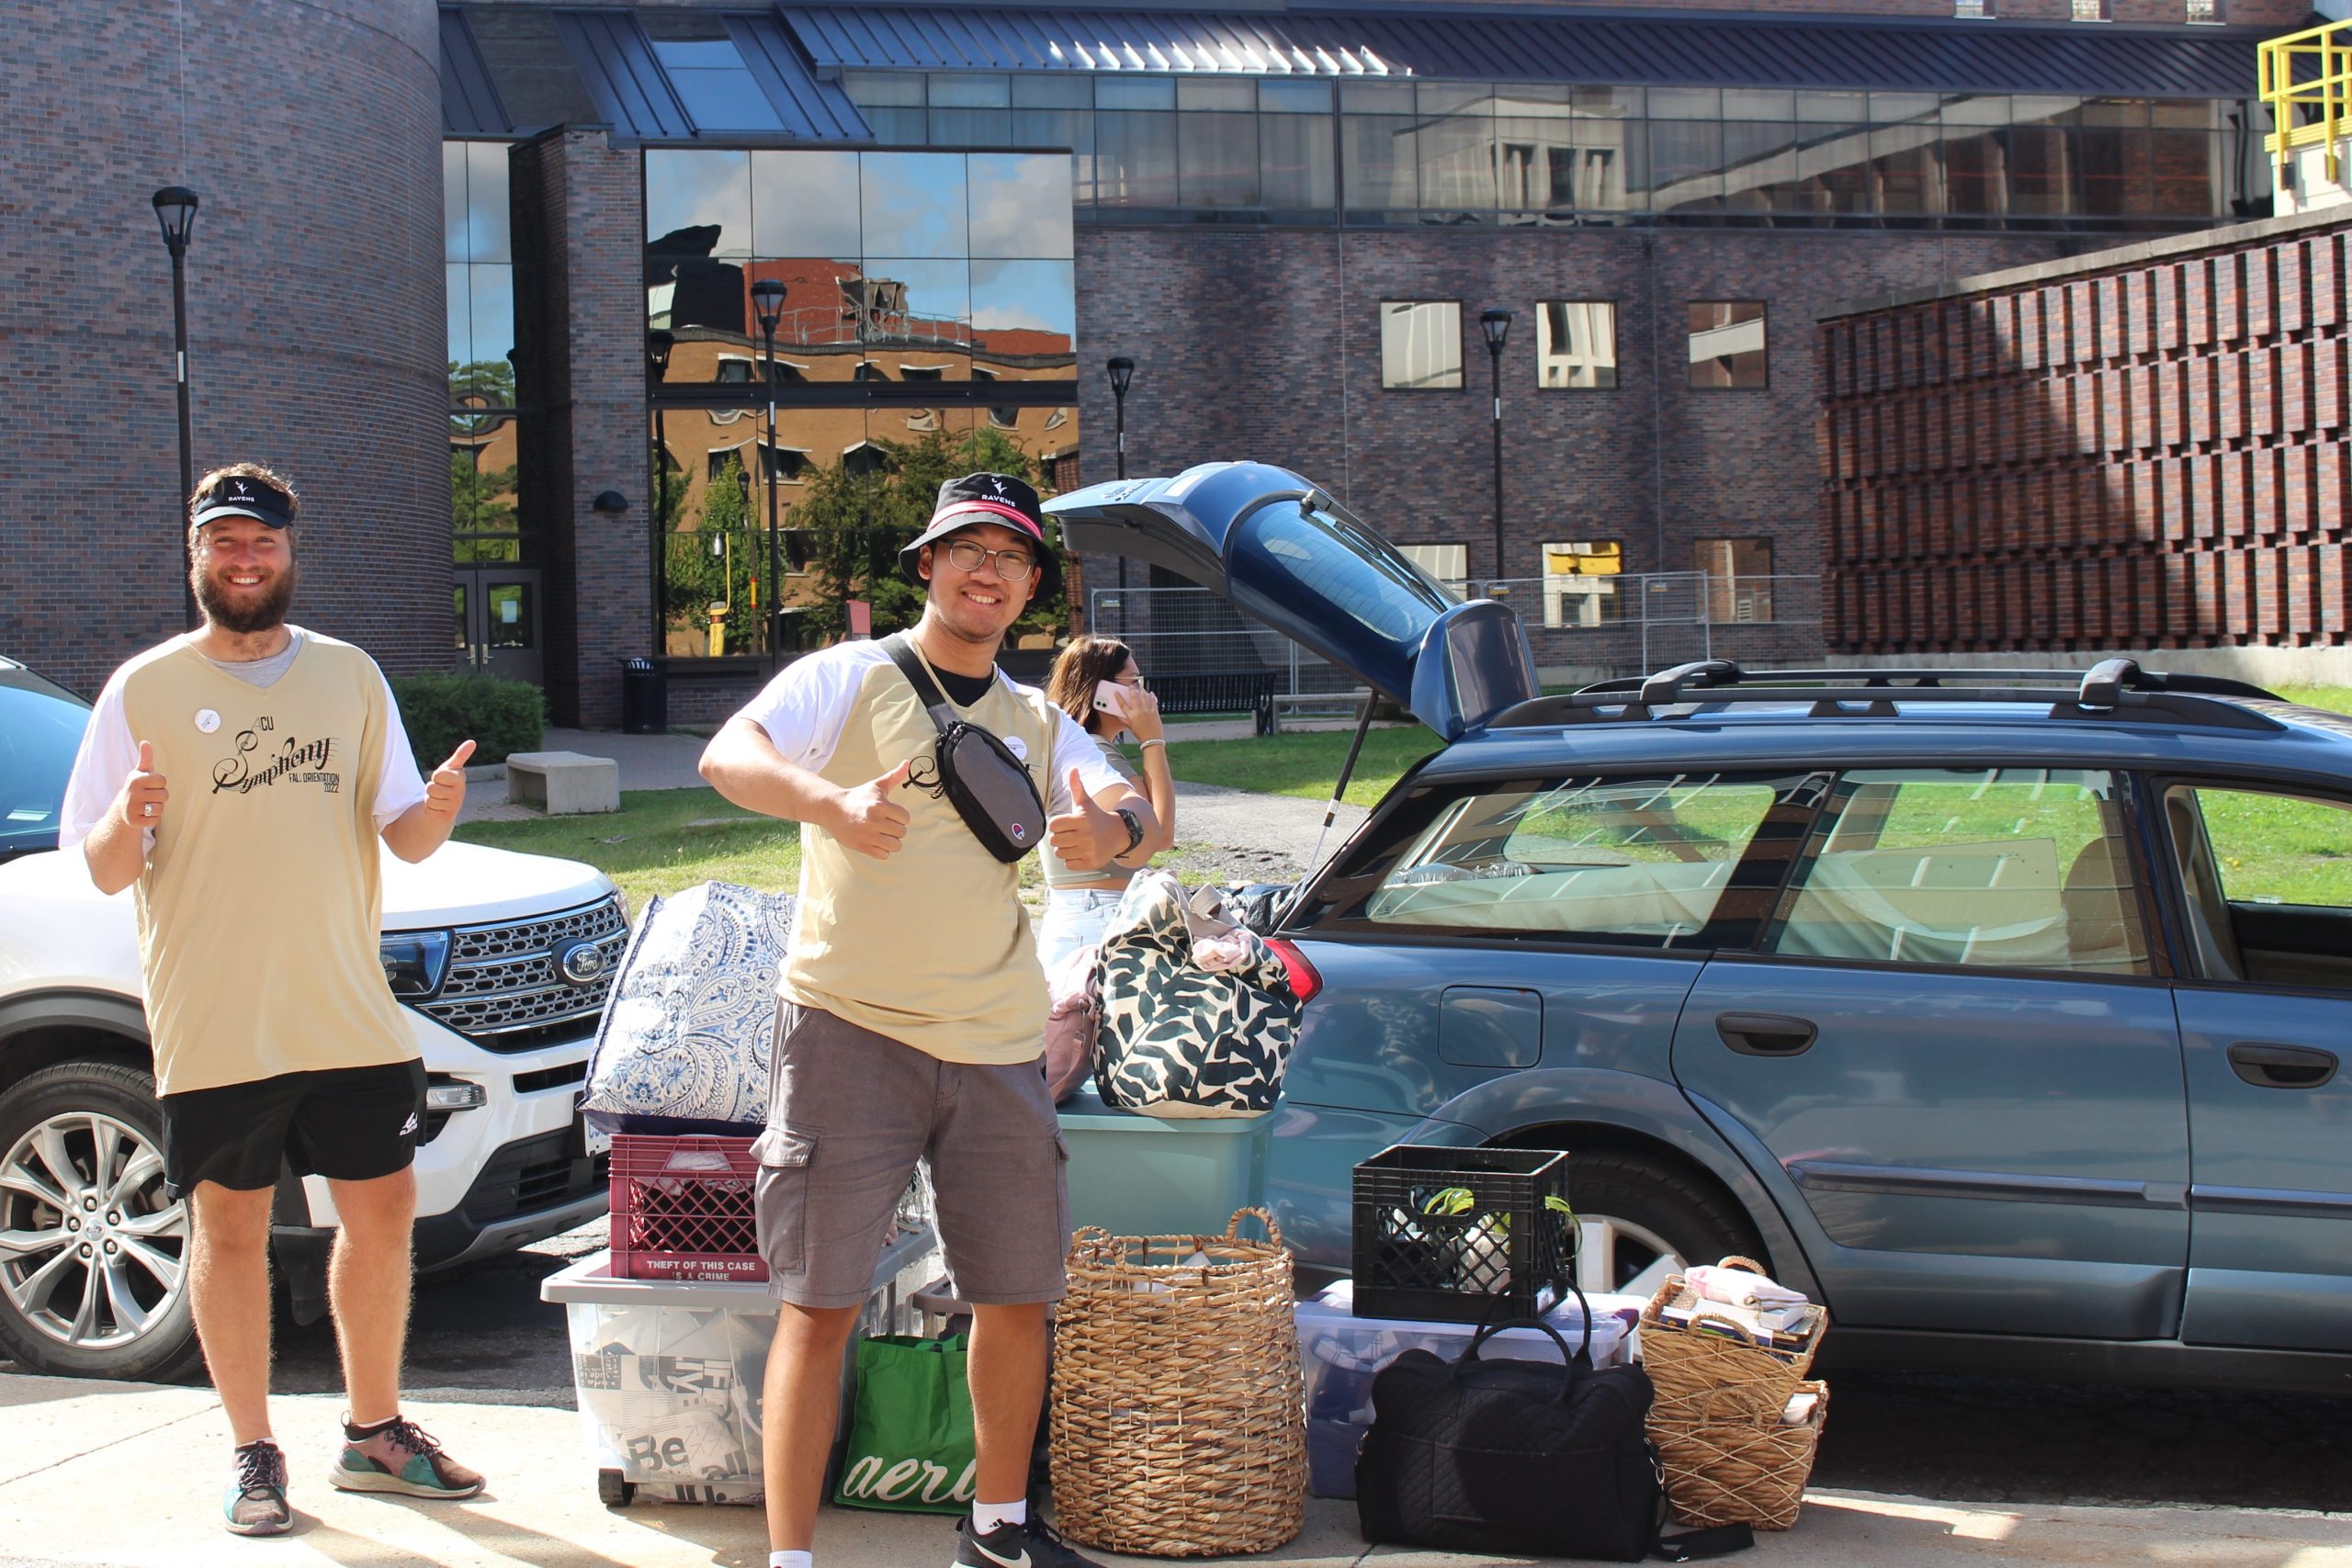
1050, 462, 2352, 1395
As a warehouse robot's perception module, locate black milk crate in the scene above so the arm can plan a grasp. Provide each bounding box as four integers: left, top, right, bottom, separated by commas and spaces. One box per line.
1351, 1145, 1572, 1323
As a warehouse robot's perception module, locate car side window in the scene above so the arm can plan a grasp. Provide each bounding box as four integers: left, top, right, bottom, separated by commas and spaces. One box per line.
1763, 767, 2149, 975
2165, 784, 2352, 990
1357, 773, 1799, 946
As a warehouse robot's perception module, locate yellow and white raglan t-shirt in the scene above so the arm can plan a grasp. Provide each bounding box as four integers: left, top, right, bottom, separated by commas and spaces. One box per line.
735, 639, 1129, 1066
58, 629, 429, 1096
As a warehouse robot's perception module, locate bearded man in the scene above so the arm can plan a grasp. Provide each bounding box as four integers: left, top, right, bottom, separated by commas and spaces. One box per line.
59, 463, 482, 1534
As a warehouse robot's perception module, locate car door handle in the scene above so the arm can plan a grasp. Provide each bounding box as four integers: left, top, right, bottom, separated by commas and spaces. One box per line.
1716, 1012, 1818, 1056
2226, 1042, 2337, 1089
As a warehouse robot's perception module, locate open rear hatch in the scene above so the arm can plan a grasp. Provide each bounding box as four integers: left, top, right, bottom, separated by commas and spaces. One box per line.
1045, 462, 1538, 742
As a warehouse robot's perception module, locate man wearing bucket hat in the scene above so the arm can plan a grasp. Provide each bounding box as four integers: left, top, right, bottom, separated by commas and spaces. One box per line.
58, 462, 486, 1534
701, 472, 1156, 1568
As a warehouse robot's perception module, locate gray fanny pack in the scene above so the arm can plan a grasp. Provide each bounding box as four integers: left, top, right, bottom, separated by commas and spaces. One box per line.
884, 634, 1047, 863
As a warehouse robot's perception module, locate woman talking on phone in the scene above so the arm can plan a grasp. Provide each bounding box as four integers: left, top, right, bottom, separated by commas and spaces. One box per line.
1038, 636, 1177, 973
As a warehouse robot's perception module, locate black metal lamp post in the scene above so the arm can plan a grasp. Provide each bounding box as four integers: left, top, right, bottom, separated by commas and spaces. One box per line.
152, 186, 199, 629
1479, 308, 1512, 593
1106, 355, 1135, 594
750, 279, 786, 671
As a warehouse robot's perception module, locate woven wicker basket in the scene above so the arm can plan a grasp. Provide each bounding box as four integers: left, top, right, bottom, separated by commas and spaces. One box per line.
1047, 1207, 1306, 1558
1652, 1380, 1830, 1530
1638, 1256, 1826, 1421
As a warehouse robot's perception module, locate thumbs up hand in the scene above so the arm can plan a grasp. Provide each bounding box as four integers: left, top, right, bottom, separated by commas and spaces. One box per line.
1048, 765, 1123, 872
117, 741, 168, 832
831, 756, 916, 859
423, 739, 477, 818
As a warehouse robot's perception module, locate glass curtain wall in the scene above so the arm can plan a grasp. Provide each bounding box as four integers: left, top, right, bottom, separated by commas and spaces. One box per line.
446, 141, 526, 572
841, 71, 2248, 231
647, 148, 1080, 659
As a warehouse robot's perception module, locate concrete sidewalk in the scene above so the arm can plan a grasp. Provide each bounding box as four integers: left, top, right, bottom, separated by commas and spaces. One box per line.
2, 1376, 2345, 1568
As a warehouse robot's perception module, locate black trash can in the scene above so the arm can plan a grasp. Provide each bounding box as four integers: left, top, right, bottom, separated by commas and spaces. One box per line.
620, 658, 666, 735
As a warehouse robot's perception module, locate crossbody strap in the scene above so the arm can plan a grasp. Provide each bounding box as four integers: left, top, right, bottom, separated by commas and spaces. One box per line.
882, 632, 964, 735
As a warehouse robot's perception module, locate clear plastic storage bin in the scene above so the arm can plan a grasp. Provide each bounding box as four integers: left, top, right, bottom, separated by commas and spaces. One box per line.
1056, 1085, 1272, 1238
541, 1224, 940, 1506
1295, 1279, 1641, 1500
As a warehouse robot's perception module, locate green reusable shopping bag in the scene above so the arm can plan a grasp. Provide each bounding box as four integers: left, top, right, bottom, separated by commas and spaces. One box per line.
831, 1334, 978, 1514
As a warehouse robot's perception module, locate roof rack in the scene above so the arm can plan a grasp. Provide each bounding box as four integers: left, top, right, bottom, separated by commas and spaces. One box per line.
1487, 659, 2288, 733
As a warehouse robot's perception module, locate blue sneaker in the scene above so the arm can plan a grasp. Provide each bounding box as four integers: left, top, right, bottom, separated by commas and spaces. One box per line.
224, 1438, 291, 1535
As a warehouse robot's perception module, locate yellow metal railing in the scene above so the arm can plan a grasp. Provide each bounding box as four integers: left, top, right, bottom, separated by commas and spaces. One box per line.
2260, 16, 2352, 184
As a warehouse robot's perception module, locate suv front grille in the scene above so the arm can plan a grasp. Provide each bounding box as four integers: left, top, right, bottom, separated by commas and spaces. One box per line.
409, 896, 628, 1055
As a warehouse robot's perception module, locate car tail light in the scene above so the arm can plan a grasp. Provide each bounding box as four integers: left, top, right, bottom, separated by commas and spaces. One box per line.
1265, 937, 1322, 1004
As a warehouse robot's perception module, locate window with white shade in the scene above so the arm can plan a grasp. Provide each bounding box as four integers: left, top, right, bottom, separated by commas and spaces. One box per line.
1381, 301, 1464, 389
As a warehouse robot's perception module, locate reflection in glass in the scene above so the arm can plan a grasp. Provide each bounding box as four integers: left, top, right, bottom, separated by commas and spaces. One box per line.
1381, 301, 1463, 390
752, 150, 861, 256
1261, 107, 1336, 211
444, 145, 469, 261
968, 152, 1076, 259
1536, 302, 1617, 389
1181, 113, 1259, 207
1419, 110, 1498, 217
971, 260, 1076, 362
1695, 537, 1775, 622
467, 264, 514, 368
863, 152, 969, 257
465, 142, 512, 263
646, 149, 752, 256
1341, 114, 1417, 213
662, 418, 770, 659
866, 258, 970, 360
1095, 111, 1180, 209
485, 582, 536, 649
1689, 301, 1767, 389
452, 585, 468, 657
451, 412, 522, 560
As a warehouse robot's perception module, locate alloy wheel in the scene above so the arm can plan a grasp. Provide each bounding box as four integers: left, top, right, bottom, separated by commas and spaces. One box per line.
0, 1111, 188, 1354
1574, 1213, 1681, 1301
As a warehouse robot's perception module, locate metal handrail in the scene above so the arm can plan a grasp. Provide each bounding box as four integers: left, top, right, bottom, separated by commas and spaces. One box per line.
2259, 16, 2352, 183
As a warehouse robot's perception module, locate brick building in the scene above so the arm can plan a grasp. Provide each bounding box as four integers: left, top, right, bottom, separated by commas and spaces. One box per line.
1818, 201, 2352, 671
6, 1, 2306, 721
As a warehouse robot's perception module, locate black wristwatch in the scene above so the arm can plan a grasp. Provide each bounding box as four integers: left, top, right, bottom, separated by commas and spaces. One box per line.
1114, 806, 1146, 857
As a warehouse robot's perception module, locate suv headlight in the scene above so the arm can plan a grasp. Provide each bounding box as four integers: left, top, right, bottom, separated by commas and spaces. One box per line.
380, 931, 452, 997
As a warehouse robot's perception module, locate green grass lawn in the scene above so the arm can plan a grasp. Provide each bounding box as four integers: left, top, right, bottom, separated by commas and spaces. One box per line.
454, 787, 799, 910
1165, 726, 1439, 807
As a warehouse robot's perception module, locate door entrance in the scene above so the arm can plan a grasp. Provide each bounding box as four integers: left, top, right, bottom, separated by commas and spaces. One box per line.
452, 567, 543, 685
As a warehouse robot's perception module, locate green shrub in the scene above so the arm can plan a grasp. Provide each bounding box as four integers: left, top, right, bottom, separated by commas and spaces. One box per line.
391, 671, 545, 772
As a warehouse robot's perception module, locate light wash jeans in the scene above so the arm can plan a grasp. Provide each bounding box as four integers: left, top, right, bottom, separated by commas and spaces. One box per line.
1038, 886, 1127, 976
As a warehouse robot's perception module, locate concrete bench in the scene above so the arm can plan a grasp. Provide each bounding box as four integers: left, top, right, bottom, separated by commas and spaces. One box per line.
504, 750, 620, 815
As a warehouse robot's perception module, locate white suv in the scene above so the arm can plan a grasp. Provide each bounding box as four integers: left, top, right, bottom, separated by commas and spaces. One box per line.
0, 656, 621, 1381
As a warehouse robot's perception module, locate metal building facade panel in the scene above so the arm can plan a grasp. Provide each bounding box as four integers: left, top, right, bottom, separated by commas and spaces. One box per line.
440, 7, 513, 136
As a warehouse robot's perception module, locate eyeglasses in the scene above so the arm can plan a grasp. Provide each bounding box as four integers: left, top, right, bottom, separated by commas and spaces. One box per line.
940, 539, 1037, 581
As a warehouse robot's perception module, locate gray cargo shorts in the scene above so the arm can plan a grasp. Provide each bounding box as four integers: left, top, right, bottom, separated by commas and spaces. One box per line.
751, 1001, 1071, 1309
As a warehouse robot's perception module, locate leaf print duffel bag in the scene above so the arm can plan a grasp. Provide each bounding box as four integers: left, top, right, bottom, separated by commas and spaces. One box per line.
1092, 871, 1299, 1119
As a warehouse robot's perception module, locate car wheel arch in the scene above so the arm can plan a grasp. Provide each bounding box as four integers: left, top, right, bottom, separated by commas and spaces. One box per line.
0, 992, 153, 1097
1481, 1112, 1823, 1306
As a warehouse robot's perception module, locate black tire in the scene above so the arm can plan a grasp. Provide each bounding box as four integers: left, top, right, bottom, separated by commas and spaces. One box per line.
1553, 1149, 1766, 1295
0, 1060, 203, 1382
597, 1469, 635, 1508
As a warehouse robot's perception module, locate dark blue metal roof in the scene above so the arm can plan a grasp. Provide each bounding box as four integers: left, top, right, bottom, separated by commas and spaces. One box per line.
728, 12, 876, 139
551, 8, 871, 140
440, 8, 513, 136
780, 6, 2267, 98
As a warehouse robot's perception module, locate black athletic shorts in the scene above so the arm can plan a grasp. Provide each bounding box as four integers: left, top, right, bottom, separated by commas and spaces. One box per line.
159, 1059, 428, 1199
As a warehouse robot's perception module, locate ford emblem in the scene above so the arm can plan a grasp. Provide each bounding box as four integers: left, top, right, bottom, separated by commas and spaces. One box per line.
556, 939, 610, 987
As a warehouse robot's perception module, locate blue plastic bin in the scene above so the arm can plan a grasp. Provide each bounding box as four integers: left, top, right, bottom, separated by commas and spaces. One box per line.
1054, 1086, 1272, 1238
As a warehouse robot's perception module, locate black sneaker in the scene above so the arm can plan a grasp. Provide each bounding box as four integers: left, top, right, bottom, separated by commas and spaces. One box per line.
224, 1438, 292, 1536
953, 1514, 1104, 1568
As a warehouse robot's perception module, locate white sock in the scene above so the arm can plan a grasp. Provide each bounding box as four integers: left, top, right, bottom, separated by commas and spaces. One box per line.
770, 1552, 812, 1568
973, 1498, 1027, 1535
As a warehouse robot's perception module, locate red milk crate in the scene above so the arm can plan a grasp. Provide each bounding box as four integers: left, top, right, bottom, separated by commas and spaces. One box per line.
608, 1134, 768, 1283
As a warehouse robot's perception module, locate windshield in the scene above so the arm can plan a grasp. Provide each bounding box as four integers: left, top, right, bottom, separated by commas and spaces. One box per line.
0, 681, 90, 860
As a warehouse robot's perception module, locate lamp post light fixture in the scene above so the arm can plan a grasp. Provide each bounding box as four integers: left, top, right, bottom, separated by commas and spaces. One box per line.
1105, 355, 1136, 594
152, 186, 199, 630
1479, 308, 1512, 593
749, 278, 786, 672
